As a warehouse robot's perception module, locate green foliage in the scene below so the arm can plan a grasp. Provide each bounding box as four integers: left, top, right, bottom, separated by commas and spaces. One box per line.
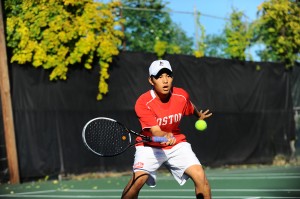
121, 0, 193, 57
204, 34, 229, 59
255, 0, 300, 68
5, 0, 124, 100
224, 9, 253, 61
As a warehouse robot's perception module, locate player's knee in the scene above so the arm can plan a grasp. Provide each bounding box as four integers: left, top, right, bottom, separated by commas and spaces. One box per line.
133, 172, 149, 187
193, 175, 210, 191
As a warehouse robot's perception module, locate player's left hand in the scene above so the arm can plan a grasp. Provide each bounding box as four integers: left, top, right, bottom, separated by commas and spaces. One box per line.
164, 133, 176, 146
199, 109, 212, 120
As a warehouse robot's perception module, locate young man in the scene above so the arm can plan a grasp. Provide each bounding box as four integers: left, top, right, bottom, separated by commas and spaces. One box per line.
121, 60, 212, 199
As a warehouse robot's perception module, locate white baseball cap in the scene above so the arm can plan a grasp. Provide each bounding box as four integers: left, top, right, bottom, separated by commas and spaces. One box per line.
149, 60, 172, 76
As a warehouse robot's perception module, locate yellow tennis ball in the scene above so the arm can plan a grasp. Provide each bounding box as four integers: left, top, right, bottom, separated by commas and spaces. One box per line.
195, 120, 207, 131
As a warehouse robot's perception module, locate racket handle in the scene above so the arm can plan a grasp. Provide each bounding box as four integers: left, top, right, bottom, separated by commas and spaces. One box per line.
152, 136, 168, 142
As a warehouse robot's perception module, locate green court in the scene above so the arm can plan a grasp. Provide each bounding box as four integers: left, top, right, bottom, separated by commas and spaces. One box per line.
1, 165, 300, 199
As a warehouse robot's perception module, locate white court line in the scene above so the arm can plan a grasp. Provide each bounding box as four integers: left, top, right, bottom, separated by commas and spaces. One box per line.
213, 189, 300, 192
0, 190, 57, 197
1, 188, 299, 198
1, 195, 119, 198
209, 172, 300, 175
1, 189, 299, 198
1, 195, 300, 198
159, 175, 300, 180
208, 176, 300, 180
62, 188, 300, 192
15, 190, 57, 195
208, 173, 300, 177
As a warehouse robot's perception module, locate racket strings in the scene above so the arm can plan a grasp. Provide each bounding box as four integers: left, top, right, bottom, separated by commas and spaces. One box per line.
84, 119, 131, 156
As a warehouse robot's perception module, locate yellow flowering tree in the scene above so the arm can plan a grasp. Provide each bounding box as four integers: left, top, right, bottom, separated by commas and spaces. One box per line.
5, 0, 123, 100
154, 40, 181, 59
255, 0, 300, 68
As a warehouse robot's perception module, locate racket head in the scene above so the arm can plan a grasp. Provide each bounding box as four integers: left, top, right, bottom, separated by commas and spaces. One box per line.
82, 117, 132, 157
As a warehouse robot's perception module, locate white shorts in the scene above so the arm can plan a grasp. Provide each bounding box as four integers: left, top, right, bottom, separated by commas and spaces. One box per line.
132, 142, 201, 187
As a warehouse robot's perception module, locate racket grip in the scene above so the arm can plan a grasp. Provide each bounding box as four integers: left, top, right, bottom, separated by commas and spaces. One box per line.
152, 136, 168, 142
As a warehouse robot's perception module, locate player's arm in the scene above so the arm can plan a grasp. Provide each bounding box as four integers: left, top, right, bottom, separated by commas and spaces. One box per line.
193, 103, 212, 120
149, 125, 176, 145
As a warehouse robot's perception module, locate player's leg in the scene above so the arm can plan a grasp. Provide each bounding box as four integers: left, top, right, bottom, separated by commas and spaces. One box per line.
122, 146, 164, 198
184, 164, 211, 199
121, 171, 149, 199
164, 142, 211, 199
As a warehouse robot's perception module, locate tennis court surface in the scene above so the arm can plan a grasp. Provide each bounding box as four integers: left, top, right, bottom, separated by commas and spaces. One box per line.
0, 165, 299, 199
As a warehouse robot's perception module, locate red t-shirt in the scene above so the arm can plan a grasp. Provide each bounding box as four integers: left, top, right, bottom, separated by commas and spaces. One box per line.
135, 87, 195, 149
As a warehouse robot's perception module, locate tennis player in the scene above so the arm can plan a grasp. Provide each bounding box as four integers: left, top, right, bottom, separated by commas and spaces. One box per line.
121, 60, 212, 199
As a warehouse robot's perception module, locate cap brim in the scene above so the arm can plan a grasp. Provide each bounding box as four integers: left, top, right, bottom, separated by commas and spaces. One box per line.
152, 68, 173, 78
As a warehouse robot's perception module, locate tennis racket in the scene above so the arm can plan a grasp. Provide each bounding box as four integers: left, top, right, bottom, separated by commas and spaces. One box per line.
82, 117, 168, 157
